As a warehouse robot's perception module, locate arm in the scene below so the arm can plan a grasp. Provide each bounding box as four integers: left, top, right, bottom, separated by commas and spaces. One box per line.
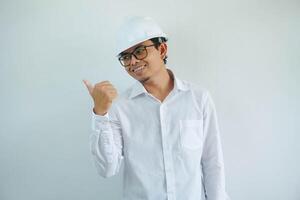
201, 91, 229, 200
90, 105, 124, 178
82, 79, 123, 178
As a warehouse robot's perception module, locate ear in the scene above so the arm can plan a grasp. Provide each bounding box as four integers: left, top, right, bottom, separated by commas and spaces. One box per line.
159, 43, 168, 60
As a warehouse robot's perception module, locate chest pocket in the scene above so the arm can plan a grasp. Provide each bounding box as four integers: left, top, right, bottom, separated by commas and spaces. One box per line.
179, 119, 204, 150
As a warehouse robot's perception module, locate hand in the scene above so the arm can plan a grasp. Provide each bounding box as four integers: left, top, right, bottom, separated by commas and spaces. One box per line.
83, 79, 118, 116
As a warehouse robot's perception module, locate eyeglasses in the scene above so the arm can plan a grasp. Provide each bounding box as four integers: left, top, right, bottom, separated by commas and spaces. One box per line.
118, 44, 156, 67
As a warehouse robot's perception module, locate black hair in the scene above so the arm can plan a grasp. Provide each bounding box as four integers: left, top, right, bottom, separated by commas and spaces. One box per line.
150, 37, 168, 64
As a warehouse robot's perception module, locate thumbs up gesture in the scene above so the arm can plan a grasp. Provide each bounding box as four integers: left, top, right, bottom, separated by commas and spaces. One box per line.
83, 80, 118, 116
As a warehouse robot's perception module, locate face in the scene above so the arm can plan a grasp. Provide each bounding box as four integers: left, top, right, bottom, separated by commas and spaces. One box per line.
119, 40, 167, 83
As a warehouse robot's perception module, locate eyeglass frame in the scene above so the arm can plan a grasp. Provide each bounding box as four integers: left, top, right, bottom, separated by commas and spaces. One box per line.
118, 44, 157, 67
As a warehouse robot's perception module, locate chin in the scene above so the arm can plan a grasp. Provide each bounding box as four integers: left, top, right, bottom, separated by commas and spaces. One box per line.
139, 77, 150, 83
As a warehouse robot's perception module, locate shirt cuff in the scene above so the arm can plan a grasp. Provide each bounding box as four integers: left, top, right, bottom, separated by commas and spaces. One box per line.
92, 110, 110, 131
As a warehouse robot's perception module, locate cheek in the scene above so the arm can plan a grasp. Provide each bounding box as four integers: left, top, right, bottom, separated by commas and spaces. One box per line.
148, 58, 161, 67
144, 55, 158, 66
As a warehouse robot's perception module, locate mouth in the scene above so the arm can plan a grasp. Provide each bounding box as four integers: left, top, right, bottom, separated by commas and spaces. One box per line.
132, 64, 146, 74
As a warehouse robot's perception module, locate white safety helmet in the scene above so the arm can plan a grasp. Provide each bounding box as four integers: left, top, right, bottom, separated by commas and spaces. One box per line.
116, 16, 167, 56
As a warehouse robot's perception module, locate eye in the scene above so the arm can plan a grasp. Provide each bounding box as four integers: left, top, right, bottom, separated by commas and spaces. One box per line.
121, 54, 131, 61
134, 47, 145, 55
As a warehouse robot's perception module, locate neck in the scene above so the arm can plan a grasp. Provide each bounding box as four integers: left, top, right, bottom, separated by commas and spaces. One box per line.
142, 68, 174, 102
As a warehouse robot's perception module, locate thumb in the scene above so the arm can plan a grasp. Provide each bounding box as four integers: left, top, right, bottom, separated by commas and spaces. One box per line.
82, 79, 94, 95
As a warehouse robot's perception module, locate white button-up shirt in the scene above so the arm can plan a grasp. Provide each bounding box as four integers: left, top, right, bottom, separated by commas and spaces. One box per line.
90, 69, 229, 200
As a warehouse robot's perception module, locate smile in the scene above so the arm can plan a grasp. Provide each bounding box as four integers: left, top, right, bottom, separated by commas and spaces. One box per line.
132, 65, 146, 73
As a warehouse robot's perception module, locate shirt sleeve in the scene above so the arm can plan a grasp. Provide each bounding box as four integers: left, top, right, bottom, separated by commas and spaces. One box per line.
201, 91, 230, 200
89, 103, 124, 178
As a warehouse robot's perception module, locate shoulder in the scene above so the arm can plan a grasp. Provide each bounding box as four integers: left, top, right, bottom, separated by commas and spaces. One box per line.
179, 79, 216, 111
121, 82, 138, 99
182, 80, 211, 101
111, 82, 137, 106
183, 82, 218, 118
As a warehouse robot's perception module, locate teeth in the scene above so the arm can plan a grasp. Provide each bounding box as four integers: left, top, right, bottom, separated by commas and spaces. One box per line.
133, 65, 145, 72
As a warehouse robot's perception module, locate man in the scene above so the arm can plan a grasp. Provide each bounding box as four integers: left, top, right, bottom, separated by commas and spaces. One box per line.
83, 16, 229, 200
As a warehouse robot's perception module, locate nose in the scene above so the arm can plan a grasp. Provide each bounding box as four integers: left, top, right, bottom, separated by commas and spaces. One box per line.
130, 55, 140, 66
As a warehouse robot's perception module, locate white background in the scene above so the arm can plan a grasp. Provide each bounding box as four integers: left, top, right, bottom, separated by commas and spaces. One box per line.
1, 0, 299, 199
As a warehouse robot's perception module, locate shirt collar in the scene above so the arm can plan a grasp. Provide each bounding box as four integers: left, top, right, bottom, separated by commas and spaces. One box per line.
129, 68, 189, 99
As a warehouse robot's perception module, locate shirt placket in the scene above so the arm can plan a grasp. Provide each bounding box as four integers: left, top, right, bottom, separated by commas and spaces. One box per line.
160, 104, 176, 200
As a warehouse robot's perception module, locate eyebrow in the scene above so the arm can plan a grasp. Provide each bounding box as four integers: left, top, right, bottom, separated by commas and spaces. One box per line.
120, 44, 146, 57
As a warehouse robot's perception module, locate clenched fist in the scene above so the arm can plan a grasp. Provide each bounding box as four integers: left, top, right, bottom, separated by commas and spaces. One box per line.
83, 79, 118, 116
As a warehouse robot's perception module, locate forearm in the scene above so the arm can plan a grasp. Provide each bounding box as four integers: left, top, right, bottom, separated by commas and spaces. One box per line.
201, 91, 229, 200
202, 151, 227, 200
90, 112, 123, 178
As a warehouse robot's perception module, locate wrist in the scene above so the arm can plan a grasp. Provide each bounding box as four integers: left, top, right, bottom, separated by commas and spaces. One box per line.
93, 107, 107, 116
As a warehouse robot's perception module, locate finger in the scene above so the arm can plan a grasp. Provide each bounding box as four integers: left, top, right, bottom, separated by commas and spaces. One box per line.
102, 88, 117, 95
95, 83, 116, 91
107, 89, 118, 94
96, 81, 114, 87
82, 79, 94, 94
99, 80, 111, 84
102, 85, 117, 90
